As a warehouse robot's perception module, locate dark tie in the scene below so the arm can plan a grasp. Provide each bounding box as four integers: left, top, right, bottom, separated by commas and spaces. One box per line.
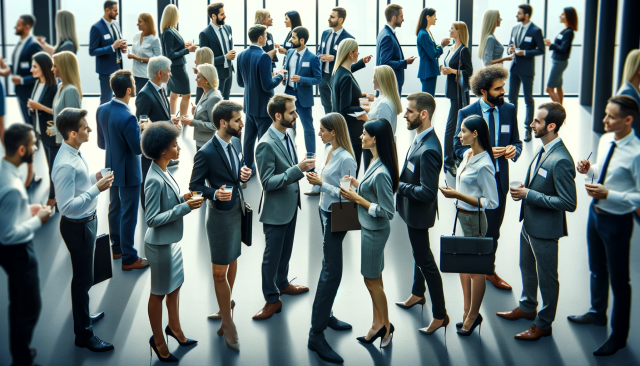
594, 141, 616, 205
284, 135, 297, 163
534, 147, 544, 170
328, 32, 337, 55
227, 144, 237, 178
219, 27, 231, 67
294, 53, 302, 89
516, 25, 524, 47
111, 23, 121, 62
487, 107, 496, 147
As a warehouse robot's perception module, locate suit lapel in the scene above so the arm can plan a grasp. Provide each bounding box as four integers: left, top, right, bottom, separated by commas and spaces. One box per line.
152, 163, 180, 201
268, 128, 294, 165
387, 27, 404, 59
150, 85, 170, 119
361, 159, 382, 185
212, 136, 235, 178
497, 106, 505, 147
531, 140, 563, 185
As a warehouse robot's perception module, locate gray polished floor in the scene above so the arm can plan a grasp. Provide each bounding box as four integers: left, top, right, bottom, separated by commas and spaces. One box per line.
0, 96, 638, 366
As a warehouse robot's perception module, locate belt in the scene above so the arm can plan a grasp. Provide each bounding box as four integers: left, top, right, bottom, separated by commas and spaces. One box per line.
62, 212, 96, 223
594, 206, 614, 216
457, 208, 481, 215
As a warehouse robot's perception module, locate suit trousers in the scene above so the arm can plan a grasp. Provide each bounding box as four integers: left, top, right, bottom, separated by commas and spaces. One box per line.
109, 185, 140, 265
140, 155, 152, 210
444, 97, 465, 172
98, 74, 114, 105
420, 77, 437, 96
319, 72, 333, 114
518, 226, 559, 330
310, 208, 348, 339
244, 115, 272, 171
43, 144, 60, 200
407, 225, 447, 319
485, 174, 507, 253
60, 216, 97, 339
586, 204, 633, 341
262, 211, 298, 304
509, 71, 535, 130
134, 77, 149, 95
0, 241, 41, 366
218, 75, 232, 100
285, 87, 315, 155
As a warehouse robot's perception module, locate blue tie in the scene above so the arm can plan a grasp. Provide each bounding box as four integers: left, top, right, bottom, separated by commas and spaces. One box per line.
294, 53, 302, 89
593, 141, 616, 205
285, 135, 297, 163
487, 107, 496, 147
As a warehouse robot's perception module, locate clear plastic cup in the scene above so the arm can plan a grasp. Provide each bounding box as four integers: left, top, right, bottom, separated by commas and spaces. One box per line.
100, 168, 111, 177
191, 191, 203, 199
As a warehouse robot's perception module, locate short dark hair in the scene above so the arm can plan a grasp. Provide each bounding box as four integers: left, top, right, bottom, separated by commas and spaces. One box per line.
104, 0, 117, 10
538, 102, 566, 133
110, 69, 134, 98
4, 124, 33, 156
406, 92, 436, 120
248, 25, 267, 43
384, 4, 403, 22
267, 94, 296, 121
609, 95, 640, 120
332, 7, 347, 22
519, 4, 533, 17
19, 15, 36, 28
470, 65, 509, 97
212, 100, 244, 129
56, 108, 88, 140
292, 26, 309, 45
207, 3, 224, 19
141, 122, 180, 160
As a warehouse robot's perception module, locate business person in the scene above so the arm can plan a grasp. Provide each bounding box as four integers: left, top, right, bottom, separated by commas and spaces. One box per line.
128, 12, 162, 94
253, 94, 315, 320
97, 70, 149, 270
544, 7, 577, 105
181, 64, 222, 150
497, 103, 576, 341
35, 10, 79, 55
0, 124, 52, 366
278, 11, 302, 57
255, 10, 279, 70
377, 4, 415, 95
0, 82, 4, 143
441, 21, 472, 176
618, 49, 640, 136
455, 65, 523, 290
508, 4, 545, 142
193, 47, 214, 104
341, 119, 397, 348
189, 101, 251, 352
395, 92, 448, 335
478, 10, 513, 66
568, 96, 640, 356
199, 3, 235, 101
48, 51, 82, 146
416, 8, 450, 95
52, 108, 115, 352
305, 113, 357, 363
236, 25, 285, 172
142, 123, 201, 362
440, 115, 499, 336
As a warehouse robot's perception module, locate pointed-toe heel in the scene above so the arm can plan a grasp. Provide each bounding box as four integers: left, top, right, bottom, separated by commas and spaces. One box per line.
419, 315, 450, 335
356, 325, 387, 344
456, 314, 483, 337
149, 336, 178, 362
164, 325, 197, 346
380, 324, 395, 349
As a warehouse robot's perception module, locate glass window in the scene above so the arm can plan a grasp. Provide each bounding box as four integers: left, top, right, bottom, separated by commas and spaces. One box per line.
246, 0, 266, 47
337, 0, 378, 45
121, 0, 158, 37
266, 0, 317, 48
177, 0, 208, 46
472, 1, 515, 46
59, 0, 102, 47
377, 0, 423, 47
4, 1, 32, 46
546, 0, 583, 44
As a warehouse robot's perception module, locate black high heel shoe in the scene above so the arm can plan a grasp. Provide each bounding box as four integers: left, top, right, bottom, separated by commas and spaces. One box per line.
356, 325, 387, 344
395, 297, 426, 310
149, 335, 178, 362
381, 324, 395, 349
165, 325, 197, 346
456, 314, 483, 336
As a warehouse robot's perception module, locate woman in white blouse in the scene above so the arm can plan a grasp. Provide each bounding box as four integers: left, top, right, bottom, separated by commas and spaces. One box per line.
439, 115, 499, 337
129, 13, 162, 94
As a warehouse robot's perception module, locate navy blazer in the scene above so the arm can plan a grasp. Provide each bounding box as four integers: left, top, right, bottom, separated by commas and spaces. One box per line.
317, 29, 355, 74
96, 100, 142, 187
443, 45, 473, 100
416, 29, 442, 80
376, 25, 407, 89
455, 100, 523, 194
10, 37, 43, 91
162, 28, 189, 66
135, 81, 172, 123
236, 45, 283, 117
198, 24, 235, 79
549, 28, 574, 61
263, 32, 278, 65
283, 48, 322, 108
89, 19, 122, 75
29, 81, 58, 148
508, 23, 545, 76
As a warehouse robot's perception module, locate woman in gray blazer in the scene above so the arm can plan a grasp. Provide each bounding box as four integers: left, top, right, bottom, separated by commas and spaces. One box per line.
141, 123, 203, 362
181, 63, 222, 150
341, 119, 399, 349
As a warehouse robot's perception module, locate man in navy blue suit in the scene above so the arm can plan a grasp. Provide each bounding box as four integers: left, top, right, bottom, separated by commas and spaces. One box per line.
455, 65, 523, 291
97, 70, 149, 272
508, 4, 545, 142
237, 24, 285, 173
0, 15, 43, 125
376, 4, 416, 95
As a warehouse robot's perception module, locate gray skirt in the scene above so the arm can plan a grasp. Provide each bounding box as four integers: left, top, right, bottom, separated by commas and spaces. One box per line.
167, 63, 191, 95
205, 199, 242, 265
360, 226, 391, 279
547, 59, 568, 88
145, 242, 184, 295
458, 211, 488, 237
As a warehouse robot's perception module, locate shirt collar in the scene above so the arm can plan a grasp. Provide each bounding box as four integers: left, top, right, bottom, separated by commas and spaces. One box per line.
215, 133, 230, 148
102, 18, 113, 26
1, 159, 21, 179
112, 98, 131, 110
479, 98, 499, 113
542, 136, 562, 151
626, 81, 640, 99
331, 146, 345, 157
332, 28, 344, 37
615, 130, 637, 147
60, 141, 80, 156
521, 22, 531, 32
295, 47, 307, 57
415, 127, 434, 144
250, 44, 262, 49
269, 125, 287, 140
18, 34, 33, 44
210, 22, 222, 30
468, 150, 489, 165
149, 80, 162, 91
385, 24, 396, 34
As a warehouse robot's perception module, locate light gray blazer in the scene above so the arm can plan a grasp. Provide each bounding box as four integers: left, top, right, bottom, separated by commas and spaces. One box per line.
256, 127, 304, 225
50, 84, 81, 144
357, 158, 395, 230
192, 88, 222, 147
144, 162, 192, 244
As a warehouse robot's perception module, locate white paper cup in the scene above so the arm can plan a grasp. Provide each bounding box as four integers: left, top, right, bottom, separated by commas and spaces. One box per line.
510, 181, 523, 189
100, 168, 111, 177
340, 178, 351, 190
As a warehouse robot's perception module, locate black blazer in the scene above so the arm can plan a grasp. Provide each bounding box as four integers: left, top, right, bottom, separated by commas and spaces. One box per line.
161, 28, 189, 66
443, 45, 472, 100
30, 81, 58, 148
135, 82, 172, 122
262, 32, 278, 66
199, 24, 235, 79
550, 28, 574, 61
397, 129, 441, 229
330, 66, 364, 134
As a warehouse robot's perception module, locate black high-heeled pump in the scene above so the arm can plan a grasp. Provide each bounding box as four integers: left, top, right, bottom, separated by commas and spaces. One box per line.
381, 323, 395, 349
356, 325, 387, 344
164, 325, 198, 346
149, 335, 178, 363
456, 314, 483, 336
395, 297, 426, 310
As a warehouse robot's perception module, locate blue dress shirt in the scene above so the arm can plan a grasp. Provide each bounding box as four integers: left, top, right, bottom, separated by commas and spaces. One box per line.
0, 160, 43, 244
51, 142, 100, 219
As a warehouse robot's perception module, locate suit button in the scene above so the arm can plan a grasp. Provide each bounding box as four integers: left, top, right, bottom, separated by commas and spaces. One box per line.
295, 190, 298, 193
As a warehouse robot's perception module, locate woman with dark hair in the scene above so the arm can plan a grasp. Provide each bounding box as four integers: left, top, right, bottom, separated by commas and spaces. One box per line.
439, 115, 499, 336
341, 118, 398, 348
278, 11, 302, 56
544, 7, 577, 105
141, 122, 203, 362
416, 8, 450, 95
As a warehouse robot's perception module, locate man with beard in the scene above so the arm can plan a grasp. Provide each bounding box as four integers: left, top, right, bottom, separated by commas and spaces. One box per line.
0, 124, 52, 366
395, 92, 449, 335
497, 102, 576, 341
454, 65, 522, 291
200, 3, 235, 100
253, 94, 315, 320
376, 4, 416, 95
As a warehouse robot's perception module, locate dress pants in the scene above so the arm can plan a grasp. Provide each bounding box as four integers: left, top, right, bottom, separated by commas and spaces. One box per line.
43, 144, 60, 200
586, 204, 633, 342
420, 77, 437, 96
0, 241, 41, 366
310, 208, 348, 339
485, 174, 507, 253
444, 96, 467, 172
262, 211, 298, 304
244, 114, 272, 171
98, 74, 114, 105
518, 226, 559, 330
60, 216, 98, 339
319, 72, 333, 114
285, 87, 315, 155
15, 88, 32, 125
508, 71, 535, 130
109, 185, 140, 265
134, 76, 149, 95
407, 225, 446, 319
218, 75, 232, 100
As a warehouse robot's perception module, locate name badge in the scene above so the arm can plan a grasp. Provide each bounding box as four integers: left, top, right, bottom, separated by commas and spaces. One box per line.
104, 34, 112, 40
538, 168, 548, 178
238, 152, 243, 161
302, 62, 309, 67
407, 161, 415, 173
20, 61, 30, 69
501, 125, 510, 134
286, 42, 292, 47
556, 34, 564, 40
228, 35, 232, 41
334, 45, 338, 51
267, 40, 273, 45
196, 104, 202, 112
321, 42, 325, 48
524, 36, 533, 43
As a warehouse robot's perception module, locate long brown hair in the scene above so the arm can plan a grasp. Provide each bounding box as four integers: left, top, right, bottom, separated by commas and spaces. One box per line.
319, 113, 354, 158
564, 7, 578, 31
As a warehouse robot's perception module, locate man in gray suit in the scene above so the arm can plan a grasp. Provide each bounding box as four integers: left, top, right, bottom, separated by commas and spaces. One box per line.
253, 94, 315, 320
497, 102, 576, 341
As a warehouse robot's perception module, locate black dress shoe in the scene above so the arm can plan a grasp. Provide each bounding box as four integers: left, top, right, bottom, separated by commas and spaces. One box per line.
75, 335, 114, 352
328, 316, 352, 331
524, 128, 532, 142
308, 337, 344, 363
567, 312, 607, 326
90, 312, 105, 325
594, 337, 626, 356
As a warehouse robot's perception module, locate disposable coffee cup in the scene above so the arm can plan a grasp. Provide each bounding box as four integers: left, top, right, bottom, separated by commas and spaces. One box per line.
509, 181, 522, 189
367, 93, 375, 100
340, 178, 351, 190
100, 168, 111, 177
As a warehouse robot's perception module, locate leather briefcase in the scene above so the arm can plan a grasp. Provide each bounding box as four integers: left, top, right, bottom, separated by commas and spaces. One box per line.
331, 197, 361, 232
93, 234, 113, 286
241, 203, 252, 247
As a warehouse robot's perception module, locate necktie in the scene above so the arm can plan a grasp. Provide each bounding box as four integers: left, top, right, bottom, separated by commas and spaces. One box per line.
111, 23, 121, 62
328, 32, 337, 55
219, 27, 230, 67
226, 144, 237, 178
284, 135, 297, 163
487, 107, 496, 147
294, 53, 302, 89
593, 141, 616, 205
516, 25, 524, 47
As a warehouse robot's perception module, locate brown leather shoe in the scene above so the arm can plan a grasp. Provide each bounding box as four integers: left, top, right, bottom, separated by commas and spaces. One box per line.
122, 257, 150, 271
496, 307, 537, 321
252, 301, 282, 320
112, 253, 122, 260
486, 272, 512, 290
514, 325, 552, 341
279, 284, 309, 296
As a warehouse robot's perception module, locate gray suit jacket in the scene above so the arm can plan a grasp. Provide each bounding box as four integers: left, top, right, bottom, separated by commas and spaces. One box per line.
144, 162, 192, 244
520, 139, 577, 239
50, 84, 81, 144
192, 89, 222, 146
256, 127, 304, 225
358, 159, 395, 230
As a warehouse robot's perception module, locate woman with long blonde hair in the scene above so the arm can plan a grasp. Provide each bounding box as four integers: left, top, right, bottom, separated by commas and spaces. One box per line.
255, 9, 279, 69
618, 49, 640, 136
193, 47, 214, 103
478, 9, 512, 66
36, 10, 79, 55
48, 51, 82, 145
129, 12, 162, 93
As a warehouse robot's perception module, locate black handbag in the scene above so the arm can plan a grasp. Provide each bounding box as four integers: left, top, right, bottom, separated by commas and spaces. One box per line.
330, 196, 361, 232
241, 195, 252, 247
440, 199, 495, 275
93, 234, 113, 286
